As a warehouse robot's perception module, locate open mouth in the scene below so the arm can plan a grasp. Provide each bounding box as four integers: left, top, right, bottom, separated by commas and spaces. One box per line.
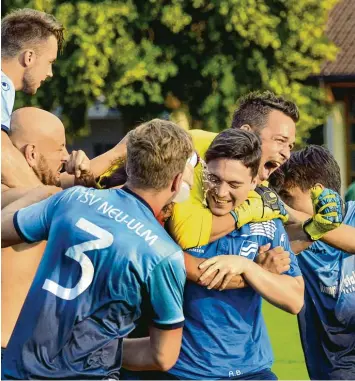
264, 160, 281, 171
261, 160, 281, 180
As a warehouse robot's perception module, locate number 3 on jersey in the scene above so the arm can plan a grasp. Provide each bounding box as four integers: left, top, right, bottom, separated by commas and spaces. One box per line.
42, 218, 114, 300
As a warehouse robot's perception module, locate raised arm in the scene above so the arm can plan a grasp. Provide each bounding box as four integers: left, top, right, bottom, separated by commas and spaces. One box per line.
90, 135, 127, 178
285, 187, 355, 254
168, 185, 288, 250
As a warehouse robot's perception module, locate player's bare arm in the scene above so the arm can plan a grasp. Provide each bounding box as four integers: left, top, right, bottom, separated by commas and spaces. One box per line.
184, 251, 246, 289
122, 326, 183, 371
285, 187, 355, 253
199, 255, 304, 314
185, 244, 291, 291
90, 135, 128, 178
1, 186, 61, 248
2, 186, 37, 209
169, 184, 288, 249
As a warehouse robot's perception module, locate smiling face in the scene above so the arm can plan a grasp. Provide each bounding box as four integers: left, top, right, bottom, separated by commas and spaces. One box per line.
36, 126, 68, 185
205, 158, 257, 216
257, 109, 296, 182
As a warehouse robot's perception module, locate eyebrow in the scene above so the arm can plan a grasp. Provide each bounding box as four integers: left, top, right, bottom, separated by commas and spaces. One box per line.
210, 174, 244, 185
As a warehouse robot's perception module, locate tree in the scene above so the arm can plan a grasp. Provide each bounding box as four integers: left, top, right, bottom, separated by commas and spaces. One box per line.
3, 0, 339, 142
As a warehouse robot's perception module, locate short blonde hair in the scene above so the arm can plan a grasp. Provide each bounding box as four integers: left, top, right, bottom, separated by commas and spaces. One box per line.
126, 119, 193, 190
2, 8, 64, 57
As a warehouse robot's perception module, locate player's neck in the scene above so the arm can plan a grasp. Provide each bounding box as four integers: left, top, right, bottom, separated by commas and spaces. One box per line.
124, 184, 168, 218
1, 59, 23, 91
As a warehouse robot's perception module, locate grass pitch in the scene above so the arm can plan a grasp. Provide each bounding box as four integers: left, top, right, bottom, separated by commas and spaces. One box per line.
263, 302, 309, 380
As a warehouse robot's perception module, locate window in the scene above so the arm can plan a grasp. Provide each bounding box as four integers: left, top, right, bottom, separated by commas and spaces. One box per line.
93, 143, 115, 157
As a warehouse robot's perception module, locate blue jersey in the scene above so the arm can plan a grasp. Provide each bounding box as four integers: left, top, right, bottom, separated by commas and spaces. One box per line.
1, 71, 15, 133
169, 219, 302, 380
297, 201, 355, 380
2, 186, 186, 380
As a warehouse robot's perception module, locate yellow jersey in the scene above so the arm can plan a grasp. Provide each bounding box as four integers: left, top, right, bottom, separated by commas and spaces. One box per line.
167, 129, 217, 249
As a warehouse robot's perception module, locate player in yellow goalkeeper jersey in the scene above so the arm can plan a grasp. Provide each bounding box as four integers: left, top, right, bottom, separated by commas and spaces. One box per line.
98, 91, 355, 255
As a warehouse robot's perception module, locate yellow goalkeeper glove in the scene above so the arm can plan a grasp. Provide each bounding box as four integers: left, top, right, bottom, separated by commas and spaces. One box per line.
303, 185, 344, 241
230, 184, 289, 229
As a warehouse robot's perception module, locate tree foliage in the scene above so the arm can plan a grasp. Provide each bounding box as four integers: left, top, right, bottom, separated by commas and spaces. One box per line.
3, 0, 339, 142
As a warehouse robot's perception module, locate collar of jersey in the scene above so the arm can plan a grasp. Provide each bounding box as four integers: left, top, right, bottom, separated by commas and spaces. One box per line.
121, 186, 155, 216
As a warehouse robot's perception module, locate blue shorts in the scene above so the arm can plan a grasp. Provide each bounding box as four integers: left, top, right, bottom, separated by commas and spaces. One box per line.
120, 368, 278, 380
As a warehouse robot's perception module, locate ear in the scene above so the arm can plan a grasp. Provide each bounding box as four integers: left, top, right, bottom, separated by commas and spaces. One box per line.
250, 176, 258, 190
171, 172, 183, 194
23, 144, 38, 167
314, 183, 325, 190
23, 49, 36, 68
240, 124, 252, 132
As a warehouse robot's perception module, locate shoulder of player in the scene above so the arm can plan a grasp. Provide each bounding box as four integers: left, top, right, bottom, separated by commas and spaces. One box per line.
188, 129, 217, 158
1, 72, 15, 94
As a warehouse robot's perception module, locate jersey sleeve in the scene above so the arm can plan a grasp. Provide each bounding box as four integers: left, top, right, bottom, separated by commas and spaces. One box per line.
1, 77, 15, 133
146, 250, 186, 330
14, 190, 65, 243
167, 130, 217, 250
167, 197, 212, 250
271, 220, 302, 278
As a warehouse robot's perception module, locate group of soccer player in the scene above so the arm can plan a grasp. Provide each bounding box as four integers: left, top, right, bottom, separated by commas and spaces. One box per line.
1, 7, 354, 381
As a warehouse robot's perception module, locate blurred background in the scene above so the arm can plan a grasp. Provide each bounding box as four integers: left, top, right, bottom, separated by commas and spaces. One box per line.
2, 0, 355, 378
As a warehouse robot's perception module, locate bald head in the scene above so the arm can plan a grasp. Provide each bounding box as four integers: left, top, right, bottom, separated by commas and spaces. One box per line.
9, 107, 68, 187
10, 107, 65, 149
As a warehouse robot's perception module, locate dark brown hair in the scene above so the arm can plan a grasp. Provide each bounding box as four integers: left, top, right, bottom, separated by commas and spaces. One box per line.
232, 91, 299, 132
269, 145, 341, 194
205, 128, 261, 178
2, 8, 64, 57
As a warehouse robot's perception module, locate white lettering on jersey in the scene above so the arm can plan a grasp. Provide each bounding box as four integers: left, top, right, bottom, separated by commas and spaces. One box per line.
42, 218, 113, 300
74, 188, 160, 247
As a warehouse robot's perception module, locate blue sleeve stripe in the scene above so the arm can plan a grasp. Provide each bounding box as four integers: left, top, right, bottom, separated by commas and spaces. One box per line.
152, 320, 184, 330
1, 124, 9, 133
13, 211, 35, 244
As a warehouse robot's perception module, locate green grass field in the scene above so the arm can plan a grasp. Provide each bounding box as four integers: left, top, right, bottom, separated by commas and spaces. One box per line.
263, 302, 309, 380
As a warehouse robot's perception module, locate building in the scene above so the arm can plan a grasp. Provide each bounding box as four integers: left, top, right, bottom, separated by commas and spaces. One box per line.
312, 0, 355, 193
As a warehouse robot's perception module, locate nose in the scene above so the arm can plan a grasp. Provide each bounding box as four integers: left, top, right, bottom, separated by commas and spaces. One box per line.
61, 148, 69, 162
215, 182, 229, 198
47, 65, 53, 78
280, 145, 291, 162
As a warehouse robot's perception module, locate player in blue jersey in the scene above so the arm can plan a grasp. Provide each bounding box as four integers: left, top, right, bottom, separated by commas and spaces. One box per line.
1, 9, 64, 189
123, 128, 304, 381
269, 145, 355, 380
1, 119, 194, 380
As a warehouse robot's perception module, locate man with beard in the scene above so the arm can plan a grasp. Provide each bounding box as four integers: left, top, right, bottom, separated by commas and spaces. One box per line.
166, 91, 355, 255
1, 107, 126, 354
1, 119, 193, 379
1, 8, 64, 189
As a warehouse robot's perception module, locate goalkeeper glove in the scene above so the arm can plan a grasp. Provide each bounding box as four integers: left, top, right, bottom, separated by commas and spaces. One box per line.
303, 185, 344, 241
230, 184, 289, 229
